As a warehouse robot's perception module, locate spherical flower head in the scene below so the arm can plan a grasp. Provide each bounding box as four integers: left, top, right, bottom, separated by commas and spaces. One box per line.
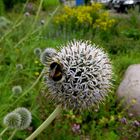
12, 85, 22, 95
40, 48, 57, 66
16, 64, 23, 70
14, 107, 32, 130
44, 40, 112, 111
34, 48, 42, 57
3, 112, 21, 129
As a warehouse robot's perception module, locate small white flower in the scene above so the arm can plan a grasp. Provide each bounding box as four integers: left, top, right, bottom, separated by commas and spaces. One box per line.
14, 107, 32, 130
3, 112, 21, 129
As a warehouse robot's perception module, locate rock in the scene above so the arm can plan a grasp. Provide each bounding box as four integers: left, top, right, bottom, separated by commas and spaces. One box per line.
117, 64, 140, 116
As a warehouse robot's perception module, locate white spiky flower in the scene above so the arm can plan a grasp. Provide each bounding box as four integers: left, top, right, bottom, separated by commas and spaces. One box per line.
3, 112, 21, 129
14, 107, 32, 130
40, 48, 57, 66
42, 40, 112, 111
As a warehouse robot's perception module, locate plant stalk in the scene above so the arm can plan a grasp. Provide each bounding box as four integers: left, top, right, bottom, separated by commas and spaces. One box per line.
26, 105, 62, 140
8, 129, 17, 140
0, 127, 8, 137
11, 68, 45, 106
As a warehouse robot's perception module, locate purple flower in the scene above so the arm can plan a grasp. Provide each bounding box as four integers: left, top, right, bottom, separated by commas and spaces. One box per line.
26, 3, 33, 11
72, 123, 81, 134
120, 117, 127, 124
133, 120, 140, 127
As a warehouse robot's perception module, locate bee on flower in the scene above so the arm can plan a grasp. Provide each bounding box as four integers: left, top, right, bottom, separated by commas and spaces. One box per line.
41, 40, 112, 111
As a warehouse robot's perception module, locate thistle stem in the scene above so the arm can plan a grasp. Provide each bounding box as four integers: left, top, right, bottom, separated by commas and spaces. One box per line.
26, 105, 62, 140
33, 0, 44, 27
0, 127, 8, 137
11, 68, 45, 106
14, 5, 60, 48
8, 129, 17, 140
0, 0, 30, 43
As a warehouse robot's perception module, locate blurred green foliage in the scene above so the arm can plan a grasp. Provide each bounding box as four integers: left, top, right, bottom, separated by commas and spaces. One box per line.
3, 0, 26, 9
0, 0, 4, 15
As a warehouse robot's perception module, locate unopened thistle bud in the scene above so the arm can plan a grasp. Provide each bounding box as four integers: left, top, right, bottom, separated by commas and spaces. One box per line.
16, 64, 23, 70
3, 112, 21, 129
14, 107, 32, 130
12, 85, 22, 95
34, 48, 42, 57
42, 40, 112, 111
40, 48, 57, 66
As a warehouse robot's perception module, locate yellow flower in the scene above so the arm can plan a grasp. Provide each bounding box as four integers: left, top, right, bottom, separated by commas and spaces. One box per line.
53, 3, 115, 31
35, 72, 39, 76
99, 117, 108, 124
34, 60, 39, 64
131, 99, 137, 104
118, 114, 122, 119
110, 115, 115, 122
91, 3, 102, 11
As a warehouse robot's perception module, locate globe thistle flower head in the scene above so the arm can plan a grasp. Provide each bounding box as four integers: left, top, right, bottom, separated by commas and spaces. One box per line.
16, 64, 23, 70
12, 85, 22, 95
14, 107, 32, 130
40, 48, 57, 66
34, 47, 42, 57
43, 40, 112, 111
3, 112, 21, 129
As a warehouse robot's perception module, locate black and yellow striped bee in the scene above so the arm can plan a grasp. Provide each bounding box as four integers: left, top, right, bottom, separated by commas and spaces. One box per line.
49, 61, 63, 82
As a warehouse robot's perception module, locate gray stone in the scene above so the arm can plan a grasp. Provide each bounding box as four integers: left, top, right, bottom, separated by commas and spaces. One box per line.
117, 64, 140, 116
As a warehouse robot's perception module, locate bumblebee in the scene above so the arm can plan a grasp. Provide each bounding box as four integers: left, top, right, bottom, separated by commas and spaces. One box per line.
49, 61, 63, 82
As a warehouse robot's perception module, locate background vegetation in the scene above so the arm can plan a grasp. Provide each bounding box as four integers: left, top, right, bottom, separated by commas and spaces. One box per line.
0, 0, 140, 139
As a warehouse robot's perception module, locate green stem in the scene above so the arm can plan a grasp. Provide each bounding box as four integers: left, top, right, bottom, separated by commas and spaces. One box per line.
33, 0, 44, 27
1, 68, 45, 118
14, 5, 60, 48
13, 0, 43, 48
26, 105, 62, 140
0, 19, 24, 42
8, 129, 17, 140
0, 0, 30, 43
11, 68, 45, 106
0, 127, 8, 137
